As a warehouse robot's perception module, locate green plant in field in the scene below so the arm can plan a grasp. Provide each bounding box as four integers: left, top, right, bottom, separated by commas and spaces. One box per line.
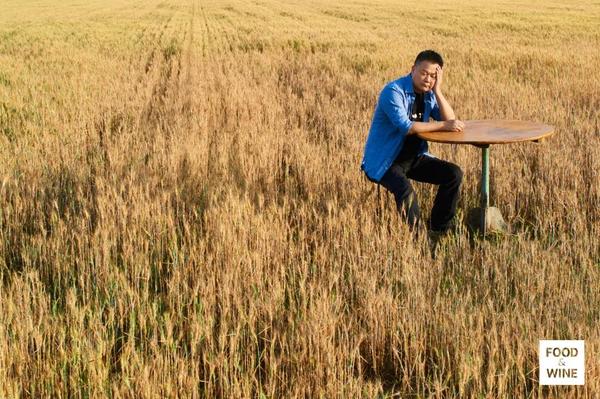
162, 38, 181, 61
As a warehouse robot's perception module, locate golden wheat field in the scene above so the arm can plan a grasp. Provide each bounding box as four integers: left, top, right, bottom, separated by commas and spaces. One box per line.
0, 0, 599, 397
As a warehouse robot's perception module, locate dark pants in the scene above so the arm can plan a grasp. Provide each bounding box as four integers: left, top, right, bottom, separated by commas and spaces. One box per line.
370, 153, 463, 232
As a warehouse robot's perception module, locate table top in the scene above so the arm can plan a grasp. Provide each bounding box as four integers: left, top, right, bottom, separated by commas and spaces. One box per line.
416, 120, 555, 145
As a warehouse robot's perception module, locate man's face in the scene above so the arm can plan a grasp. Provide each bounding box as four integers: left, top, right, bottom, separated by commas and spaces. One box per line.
411, 60, 439, 93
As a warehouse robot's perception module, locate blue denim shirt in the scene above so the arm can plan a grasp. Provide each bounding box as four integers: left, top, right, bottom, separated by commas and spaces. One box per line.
360, 73, 441, 182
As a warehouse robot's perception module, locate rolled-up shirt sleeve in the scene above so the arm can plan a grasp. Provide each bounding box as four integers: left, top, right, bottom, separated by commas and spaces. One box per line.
379, 86, 413, 136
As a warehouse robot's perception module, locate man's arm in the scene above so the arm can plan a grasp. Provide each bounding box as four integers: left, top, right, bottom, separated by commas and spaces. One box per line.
432, 65, 456, 120
408, 119, 464, 134
434, 90, 456, 120
379, 86, 415, 137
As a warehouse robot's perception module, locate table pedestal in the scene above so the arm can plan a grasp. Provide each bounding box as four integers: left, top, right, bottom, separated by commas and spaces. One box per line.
475, 145, 507, 236
480, 145, 490, 235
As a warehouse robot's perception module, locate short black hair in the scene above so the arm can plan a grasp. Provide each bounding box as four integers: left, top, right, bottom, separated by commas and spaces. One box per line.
414, 50, 444, 68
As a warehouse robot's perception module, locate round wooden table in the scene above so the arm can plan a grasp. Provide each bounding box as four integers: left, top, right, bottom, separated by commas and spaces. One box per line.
417, 120, 555, 235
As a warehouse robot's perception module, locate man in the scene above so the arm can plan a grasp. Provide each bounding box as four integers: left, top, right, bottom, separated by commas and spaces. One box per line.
360, 50, 464, 234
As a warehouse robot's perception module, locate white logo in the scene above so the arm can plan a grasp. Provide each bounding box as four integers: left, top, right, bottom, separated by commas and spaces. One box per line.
539, 340, 584, 385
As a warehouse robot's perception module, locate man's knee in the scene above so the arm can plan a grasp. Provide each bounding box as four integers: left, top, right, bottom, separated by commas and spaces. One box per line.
447, 164, 463, 185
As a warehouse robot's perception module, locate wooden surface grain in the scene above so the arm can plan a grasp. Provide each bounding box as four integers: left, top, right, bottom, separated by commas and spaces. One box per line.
416, 120, 555, 145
